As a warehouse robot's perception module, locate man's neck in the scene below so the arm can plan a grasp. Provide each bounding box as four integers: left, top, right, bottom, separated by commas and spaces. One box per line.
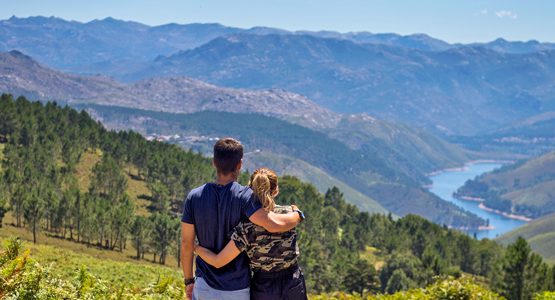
215, 173, 237, 186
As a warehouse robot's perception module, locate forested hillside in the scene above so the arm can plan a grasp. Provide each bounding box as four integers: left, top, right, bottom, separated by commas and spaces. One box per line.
79, 103, 483, 227
1, 95, 555, 299
456, 151, 555, 219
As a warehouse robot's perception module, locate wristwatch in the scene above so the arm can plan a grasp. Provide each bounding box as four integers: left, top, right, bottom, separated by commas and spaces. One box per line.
184, 278, 195, 286
293, 209, 305, 222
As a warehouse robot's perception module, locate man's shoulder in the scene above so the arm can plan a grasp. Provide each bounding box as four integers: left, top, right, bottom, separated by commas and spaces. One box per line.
231, 182, 253, 198
187, 183, 209, 200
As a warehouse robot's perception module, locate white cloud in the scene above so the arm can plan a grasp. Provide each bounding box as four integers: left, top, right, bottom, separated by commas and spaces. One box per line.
495, 10, 518, 19
473, 9, 488, 16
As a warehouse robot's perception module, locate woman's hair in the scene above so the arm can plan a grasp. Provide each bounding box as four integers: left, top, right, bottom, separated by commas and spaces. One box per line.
249, 168, 278, 211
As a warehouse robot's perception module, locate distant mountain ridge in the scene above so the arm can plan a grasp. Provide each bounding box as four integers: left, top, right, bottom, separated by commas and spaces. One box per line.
2, 15, 555, 76
139, 33, 555, 135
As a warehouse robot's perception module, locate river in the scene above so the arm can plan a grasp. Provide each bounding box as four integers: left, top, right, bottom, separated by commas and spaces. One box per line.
428, 162, 527, 239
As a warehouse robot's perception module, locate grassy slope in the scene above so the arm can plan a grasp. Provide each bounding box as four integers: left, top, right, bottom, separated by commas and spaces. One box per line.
75, 149, 152, 216
498, 213, 555, 263
243, 151, 388, 214
504, 180, 555, 207
480, 152, 555, 190
0, 235, 181, 289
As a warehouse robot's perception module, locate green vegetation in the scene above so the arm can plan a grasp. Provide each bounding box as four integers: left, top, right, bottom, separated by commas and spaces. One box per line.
0, 237, 183, 299
498, 213, 555, 263
456, 151, 555, 219
2, 95, 554, 299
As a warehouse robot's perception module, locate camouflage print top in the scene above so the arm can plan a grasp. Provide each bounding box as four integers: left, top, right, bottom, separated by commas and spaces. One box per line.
230, 205, 299, 272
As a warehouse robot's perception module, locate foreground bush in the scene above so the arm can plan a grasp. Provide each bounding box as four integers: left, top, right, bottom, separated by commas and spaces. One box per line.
0, 238, 184, 299
535, 292, 555, 300
311, 276, 504, 300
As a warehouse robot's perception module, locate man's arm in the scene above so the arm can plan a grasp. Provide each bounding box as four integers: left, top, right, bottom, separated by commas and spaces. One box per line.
249, 209, 301, 233
181, 222, 195, 299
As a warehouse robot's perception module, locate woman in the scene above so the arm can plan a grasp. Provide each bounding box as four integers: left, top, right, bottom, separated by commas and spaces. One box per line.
194, 167, 308, 300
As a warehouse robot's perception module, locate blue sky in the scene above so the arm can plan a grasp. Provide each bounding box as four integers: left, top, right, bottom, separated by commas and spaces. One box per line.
1, 0, 553, 43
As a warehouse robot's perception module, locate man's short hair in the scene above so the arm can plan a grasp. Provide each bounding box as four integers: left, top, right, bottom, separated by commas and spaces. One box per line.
213, 138, 243, 175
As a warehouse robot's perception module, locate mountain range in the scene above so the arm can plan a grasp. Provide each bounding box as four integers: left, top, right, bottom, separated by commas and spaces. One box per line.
3, 16, 555, 136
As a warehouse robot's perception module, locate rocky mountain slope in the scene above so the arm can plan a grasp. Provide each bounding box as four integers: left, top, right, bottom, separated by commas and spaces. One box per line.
0, 50, 470, 173
0, 50, 336, 129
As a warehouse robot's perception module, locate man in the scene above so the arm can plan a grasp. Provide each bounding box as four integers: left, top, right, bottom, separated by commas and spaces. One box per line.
181, 138, 303, 299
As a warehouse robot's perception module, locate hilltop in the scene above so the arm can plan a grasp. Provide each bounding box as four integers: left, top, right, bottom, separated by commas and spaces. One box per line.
0, 50, 335, 130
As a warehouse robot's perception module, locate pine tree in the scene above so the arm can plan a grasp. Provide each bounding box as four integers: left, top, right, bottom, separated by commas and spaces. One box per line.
343, 258, 380, 296
502, 237, 531, 300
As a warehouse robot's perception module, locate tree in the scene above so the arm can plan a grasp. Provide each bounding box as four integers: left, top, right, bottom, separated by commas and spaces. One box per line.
131, 216, 151, 260
23, 183, 47, 243
523, 252, 550, 299
149, 180, 170, 212
149, 213, 178, 265
343, 258, 380, 296
502, 237, 530, 300
0, 180, 8, 227
386, 269, 416, 294
380, 252, 423, 293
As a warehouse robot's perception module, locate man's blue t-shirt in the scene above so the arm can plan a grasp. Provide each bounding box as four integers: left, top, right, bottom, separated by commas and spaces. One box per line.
181, 181, 262, 291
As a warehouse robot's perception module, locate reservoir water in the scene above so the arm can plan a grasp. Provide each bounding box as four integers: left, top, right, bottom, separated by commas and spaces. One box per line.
429, 162, 527, 239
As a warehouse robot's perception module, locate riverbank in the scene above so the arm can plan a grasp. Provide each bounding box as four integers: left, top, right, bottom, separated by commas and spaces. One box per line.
478, 203, 532, 222
449, 224, 495, 231
426, 159, 513, 177
455, 194, 533, 222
